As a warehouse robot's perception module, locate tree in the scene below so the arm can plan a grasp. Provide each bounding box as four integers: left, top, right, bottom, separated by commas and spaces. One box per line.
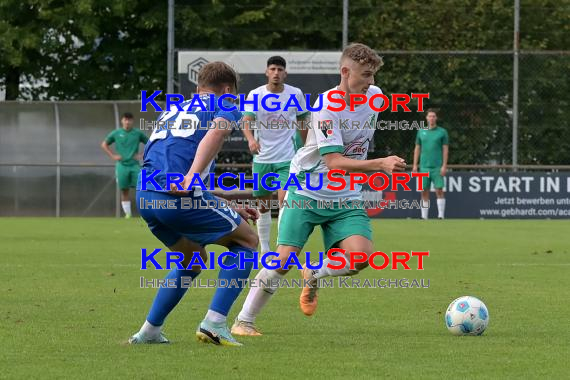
1, 0, 567, 164
0, 0, 167, 100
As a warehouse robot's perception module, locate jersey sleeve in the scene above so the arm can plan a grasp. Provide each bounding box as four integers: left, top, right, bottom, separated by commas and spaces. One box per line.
105, 130, 117, 145
442, 128, 449, 145
296, 89, 310, 119
139, 130, 149, 144
313, 108, 344, 156
214, 103, 243, 123
242, 90, 256, 119
415, 131, 422, 145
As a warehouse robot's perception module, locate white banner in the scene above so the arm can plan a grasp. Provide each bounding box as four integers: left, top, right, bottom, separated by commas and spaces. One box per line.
178, 51, 342, 86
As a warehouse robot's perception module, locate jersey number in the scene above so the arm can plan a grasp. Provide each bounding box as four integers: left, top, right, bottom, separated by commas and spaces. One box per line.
149, 105, 199, 141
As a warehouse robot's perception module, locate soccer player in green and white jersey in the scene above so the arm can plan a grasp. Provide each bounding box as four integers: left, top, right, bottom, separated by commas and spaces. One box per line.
232, 43, 407, 336
101, 112, 148, 218
242, 56, 310, 259
412, 109, 449, 219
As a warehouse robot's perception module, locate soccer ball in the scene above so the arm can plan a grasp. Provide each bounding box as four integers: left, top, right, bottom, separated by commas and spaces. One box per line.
445, 296, 489, 336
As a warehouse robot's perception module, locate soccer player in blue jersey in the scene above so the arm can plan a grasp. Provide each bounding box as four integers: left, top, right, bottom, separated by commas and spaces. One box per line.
128, 62, 259, 346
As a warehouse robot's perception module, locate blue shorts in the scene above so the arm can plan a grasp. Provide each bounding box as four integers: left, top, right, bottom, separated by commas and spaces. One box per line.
137, 190, 242, 248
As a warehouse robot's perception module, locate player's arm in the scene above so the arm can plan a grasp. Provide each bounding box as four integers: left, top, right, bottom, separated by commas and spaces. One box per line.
440, 129, 449, 176
323, 153, 406, 174
170, 117, 232, 193
241, 90, 260, 154
100, 135, 121, 161
242, 114, 260, 154
295, 90, 310, 144
441, 144, 449, 176
296, 113, 310, 144
412, 144, 420, 172
135, 131, 149, 161
214, 194, 259, 224
315, 108, 404, 174
188, 118, 230, 176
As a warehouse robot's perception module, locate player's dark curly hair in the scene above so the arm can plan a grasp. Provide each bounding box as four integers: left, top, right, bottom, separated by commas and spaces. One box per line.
267, 56, 286, 68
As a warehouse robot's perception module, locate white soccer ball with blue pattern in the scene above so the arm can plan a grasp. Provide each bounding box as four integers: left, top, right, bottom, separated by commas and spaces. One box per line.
445, 296, 489, 336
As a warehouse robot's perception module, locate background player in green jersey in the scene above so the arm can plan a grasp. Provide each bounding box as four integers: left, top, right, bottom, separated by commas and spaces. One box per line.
412, 108, 449, 219
101, 112, 148, 218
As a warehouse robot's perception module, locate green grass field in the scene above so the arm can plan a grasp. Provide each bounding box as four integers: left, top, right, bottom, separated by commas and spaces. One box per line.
2, 218, 569, 379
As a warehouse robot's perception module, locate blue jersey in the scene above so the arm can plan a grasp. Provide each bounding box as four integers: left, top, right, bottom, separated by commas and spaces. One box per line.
139, 94, 242, 191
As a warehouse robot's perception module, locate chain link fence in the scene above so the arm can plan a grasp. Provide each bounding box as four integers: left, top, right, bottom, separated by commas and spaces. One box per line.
1, 50, 569, 216
0, 102, 157, 217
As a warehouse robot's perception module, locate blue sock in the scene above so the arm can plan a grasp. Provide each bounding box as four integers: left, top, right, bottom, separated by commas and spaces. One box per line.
208, 246, 254, 316
146, 269, 200, 326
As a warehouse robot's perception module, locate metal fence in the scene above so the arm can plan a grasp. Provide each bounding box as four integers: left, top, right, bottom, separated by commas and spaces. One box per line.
361, 51, 570, 166
0, 102, 157, 217
1, 48, 569, 219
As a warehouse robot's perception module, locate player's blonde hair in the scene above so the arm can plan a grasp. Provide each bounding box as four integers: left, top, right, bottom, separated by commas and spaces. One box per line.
341, 43, 383, 71
198, 62, 239, 93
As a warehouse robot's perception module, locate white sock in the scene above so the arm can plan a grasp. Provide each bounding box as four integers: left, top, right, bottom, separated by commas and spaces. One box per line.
421, 202, 429, 219
437, 198, 446, 218
237, 268, 284, 323
315, 252, 358, 279
257, 211, 272, 253
205, 309, 226, 324
121, 201, 132, 217
139, 320, 161, 338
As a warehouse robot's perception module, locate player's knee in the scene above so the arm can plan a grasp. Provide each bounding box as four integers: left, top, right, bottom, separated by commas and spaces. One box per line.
353, 249, 373, 271
240, 229, 259, 250
249, 233, 260, 249
181, 251, 207, 272
354, 261, 369, 271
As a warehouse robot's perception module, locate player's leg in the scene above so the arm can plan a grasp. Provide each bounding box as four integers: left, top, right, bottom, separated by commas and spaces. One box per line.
129, 191, 206, 344
195, 221, 258, 346
274, 160, 291, 227
300, 206, 373, 315
130, 237, 206, 344
421, 189, 430, 219
253, 161, 291, 258
420, 168, 432, 220
131, 189, 257, 346
185, 194, 260, 346
434, 169, 446, 219
233, 192, 315, 334
252, 162, 275, 256
232, 243, 301, 336
116, 163, 132, 218
256, 194, 273, 259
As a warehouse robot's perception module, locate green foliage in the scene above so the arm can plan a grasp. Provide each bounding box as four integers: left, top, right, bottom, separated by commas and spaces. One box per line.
0, 0, 166, 99
0, 0, 567, 163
